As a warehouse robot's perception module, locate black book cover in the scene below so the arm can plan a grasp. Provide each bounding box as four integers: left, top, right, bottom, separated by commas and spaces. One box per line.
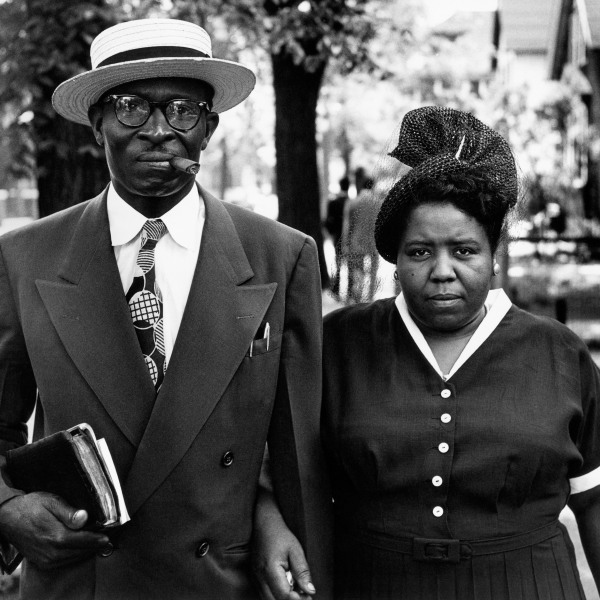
6, 430, 110, 530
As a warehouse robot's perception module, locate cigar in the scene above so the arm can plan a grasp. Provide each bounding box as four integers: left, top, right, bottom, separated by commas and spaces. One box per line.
169, 157, 200, 175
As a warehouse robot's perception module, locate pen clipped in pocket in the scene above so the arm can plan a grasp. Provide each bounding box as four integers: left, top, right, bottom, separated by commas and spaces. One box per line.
248, 322, 280, 357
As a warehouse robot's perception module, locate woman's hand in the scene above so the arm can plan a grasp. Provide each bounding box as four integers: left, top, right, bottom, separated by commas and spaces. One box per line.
252, 487, 316, 600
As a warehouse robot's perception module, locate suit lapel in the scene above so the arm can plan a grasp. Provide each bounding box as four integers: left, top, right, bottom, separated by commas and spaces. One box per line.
124, 188, 277, 515
35, 191, 156, 447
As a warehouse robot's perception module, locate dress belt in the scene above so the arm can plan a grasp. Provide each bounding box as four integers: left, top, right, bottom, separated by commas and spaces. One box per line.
343, 520, 560, 564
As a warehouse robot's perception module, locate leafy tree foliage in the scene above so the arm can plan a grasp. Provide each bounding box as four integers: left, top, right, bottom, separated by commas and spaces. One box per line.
1, 0, 399, 287
164, 0, 394, 286
0, 0, 115, 216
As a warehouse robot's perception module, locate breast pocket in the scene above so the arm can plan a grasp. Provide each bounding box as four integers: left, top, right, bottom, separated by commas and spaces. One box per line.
246, 332, 282, 358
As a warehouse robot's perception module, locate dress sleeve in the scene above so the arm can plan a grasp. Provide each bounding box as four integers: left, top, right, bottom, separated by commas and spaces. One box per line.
569, 345, 600, 495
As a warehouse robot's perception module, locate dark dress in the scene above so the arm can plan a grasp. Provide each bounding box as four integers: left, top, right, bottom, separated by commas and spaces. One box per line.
322, 298, 600, 600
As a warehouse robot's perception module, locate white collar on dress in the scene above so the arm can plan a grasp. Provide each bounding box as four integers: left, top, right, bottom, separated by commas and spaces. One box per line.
107, 183, 203, 250
395, 288, 512, 381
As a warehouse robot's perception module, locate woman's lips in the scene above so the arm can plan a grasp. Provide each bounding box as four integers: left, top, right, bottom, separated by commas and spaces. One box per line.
429, 294, 461, 307
431, 294, 460, 300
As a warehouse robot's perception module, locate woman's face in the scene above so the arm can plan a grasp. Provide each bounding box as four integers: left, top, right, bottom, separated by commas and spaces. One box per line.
396, 201, 494, 334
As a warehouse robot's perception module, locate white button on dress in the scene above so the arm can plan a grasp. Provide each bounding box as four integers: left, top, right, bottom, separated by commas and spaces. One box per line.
433, 506, 444, 517
432, 476, 443, 487
441, 389, 451, 398
441, 413, 451, 423
438, 442, 449, 453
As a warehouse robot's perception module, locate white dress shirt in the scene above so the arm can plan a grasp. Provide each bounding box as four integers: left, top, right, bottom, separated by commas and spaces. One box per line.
107, 184, 204, 362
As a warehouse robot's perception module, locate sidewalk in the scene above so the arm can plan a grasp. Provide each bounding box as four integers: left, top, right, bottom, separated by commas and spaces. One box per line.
562, 508, 599, 599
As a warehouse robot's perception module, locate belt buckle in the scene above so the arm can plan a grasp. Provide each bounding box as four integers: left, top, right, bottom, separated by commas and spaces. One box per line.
413, 538, 461, 563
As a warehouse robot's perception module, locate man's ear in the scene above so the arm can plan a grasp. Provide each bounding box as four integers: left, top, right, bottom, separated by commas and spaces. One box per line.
88, 104, 105, 147
201, 112, 219, 151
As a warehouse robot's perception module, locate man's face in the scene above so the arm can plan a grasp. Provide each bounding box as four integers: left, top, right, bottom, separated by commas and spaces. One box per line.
89, 77, 219, 206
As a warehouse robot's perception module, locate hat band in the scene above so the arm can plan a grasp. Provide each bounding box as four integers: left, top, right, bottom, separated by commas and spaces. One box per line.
97, 46, 210, 68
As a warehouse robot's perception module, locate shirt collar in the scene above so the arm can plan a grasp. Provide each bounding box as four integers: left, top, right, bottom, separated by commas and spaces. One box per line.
395, 288, 512, 380
107, 183, 203, 249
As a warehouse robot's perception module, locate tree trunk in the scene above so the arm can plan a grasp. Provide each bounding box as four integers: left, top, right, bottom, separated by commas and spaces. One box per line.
24, 0, 113, 217
271, 51, 329, 287
219, 136, 231, 200
36, 121, 109, 217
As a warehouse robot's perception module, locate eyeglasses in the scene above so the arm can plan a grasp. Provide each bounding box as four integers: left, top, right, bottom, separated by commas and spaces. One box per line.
103, 95, 211, 131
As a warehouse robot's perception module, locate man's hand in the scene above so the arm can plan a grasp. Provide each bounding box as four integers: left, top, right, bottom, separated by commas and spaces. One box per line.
0, 492, 111, 569
253, 489, 316, 600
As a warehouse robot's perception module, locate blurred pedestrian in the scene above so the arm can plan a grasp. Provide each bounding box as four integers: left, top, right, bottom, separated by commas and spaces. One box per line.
344, 175, 380, 302
325, 176, 350, 297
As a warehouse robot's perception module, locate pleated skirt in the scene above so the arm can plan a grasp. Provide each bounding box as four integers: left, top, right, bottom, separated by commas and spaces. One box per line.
334, 523, 587, 600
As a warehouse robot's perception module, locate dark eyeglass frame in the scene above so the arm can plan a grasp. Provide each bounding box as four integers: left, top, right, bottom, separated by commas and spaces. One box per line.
102, 94, 212, 131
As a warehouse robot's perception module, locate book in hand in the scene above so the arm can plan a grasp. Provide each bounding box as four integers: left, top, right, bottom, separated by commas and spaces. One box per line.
6, 423, 130, 530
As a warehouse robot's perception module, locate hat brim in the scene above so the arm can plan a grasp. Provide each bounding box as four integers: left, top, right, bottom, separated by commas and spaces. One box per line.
52, 56, 256, 125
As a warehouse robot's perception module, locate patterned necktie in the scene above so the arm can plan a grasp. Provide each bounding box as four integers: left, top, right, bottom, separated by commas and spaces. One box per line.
126, 219, 167, 392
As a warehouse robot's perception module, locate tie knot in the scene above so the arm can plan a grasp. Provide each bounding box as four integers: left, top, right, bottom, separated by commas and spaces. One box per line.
142, 219, 167, 244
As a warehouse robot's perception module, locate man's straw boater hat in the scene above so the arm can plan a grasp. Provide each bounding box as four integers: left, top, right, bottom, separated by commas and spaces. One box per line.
52, 18, 256, 125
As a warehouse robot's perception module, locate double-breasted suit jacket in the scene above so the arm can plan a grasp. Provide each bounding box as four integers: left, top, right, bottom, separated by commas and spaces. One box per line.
0, 186, 332, 599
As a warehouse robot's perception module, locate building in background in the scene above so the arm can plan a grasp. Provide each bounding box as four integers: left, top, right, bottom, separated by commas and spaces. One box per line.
494, 0, 599, 220
550, 0, 600, 221
496, 0, 562, 84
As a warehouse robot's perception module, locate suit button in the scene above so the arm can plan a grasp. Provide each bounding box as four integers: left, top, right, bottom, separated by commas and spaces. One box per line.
98, 543, 114, 557
196, 541, 210, 557
221, 451, 234, 467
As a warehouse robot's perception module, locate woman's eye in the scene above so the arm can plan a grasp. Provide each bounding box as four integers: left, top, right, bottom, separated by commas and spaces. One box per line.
409, 248, 430, 258
455, 247, 474, 257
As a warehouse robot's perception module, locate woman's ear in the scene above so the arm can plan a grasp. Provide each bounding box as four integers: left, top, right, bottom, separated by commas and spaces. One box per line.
88, 104, 105, 147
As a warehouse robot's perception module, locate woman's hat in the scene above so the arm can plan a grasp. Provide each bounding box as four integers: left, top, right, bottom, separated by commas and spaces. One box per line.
374, 106, 518, 263
52, 18, 256, 125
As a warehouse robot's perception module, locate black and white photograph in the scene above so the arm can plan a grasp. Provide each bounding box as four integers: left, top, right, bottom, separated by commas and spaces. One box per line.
0, 0, 598, 598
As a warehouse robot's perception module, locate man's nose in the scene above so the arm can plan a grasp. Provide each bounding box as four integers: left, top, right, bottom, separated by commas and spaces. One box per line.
139, 107, 175, 141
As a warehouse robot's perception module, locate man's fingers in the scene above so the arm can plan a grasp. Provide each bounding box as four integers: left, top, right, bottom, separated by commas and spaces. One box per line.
288, 547, 316, 596
255, 563, 293, 600
46, 496, 88, 530
68, 509, 88, 530
256, 578, 278, 600
44, 497, 110, 548
255, 563, 315, 600
0, 493, 110, 570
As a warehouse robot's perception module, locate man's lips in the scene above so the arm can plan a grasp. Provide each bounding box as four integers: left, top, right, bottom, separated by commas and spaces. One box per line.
137, 152, 177, 162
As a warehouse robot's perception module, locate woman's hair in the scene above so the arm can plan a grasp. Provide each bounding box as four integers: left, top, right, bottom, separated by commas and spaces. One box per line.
394, 168, 517, 253
375, 106, 518, 262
